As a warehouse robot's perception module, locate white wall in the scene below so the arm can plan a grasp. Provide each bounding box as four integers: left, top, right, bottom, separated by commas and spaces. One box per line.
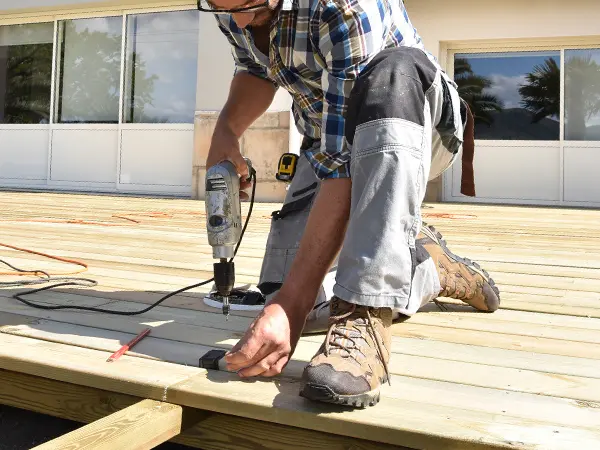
405, 0, 600, 60
0, 0, 193, 13
195, 8, 292, 113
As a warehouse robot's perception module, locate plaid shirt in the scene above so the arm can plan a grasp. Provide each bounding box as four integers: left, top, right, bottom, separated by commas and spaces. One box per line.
216, 0, 432, 179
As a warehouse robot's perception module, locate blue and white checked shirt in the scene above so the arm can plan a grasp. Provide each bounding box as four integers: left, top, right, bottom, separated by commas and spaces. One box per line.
216, 0, 433, 179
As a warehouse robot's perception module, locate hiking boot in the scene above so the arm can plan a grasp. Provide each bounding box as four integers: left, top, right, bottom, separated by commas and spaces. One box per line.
418, 224, 500, 312
300, 297, 392, 408
302, 300, 331, 334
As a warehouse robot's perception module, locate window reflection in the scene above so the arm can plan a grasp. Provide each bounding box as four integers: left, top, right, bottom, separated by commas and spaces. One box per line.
56, 17, 122, 124
0, 23, 54, 124
124, 10, 199, 124
454, 51, 560, 140
565, 49, 600, 141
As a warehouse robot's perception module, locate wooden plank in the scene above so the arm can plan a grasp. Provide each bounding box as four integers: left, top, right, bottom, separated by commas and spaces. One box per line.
4, 192, 600, 450
417, 303, 600, 330
435, 297, 600, 319
390, 322, 600, 359
4, 295, 600, 406
2, 333, 600, 449
0, 369, 406, 450
31, 399, 184, 450
404, 312, 600, 343
4, 313, 600, 426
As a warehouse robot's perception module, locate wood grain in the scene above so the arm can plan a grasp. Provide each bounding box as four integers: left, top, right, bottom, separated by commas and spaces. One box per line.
2, 333, 600, 450
2, 192, 600, 449
31, 399, 184, 450
0, 369, 406, 450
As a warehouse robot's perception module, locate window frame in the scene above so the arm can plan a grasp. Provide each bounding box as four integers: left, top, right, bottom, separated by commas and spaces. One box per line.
452, 49, 563, 143
0, 21, 57, 126
53, 15, 125, 125
442, 38, 600, 205
445, 39, 600, 145
0, 4, 199, 190
0, 4, 200, 129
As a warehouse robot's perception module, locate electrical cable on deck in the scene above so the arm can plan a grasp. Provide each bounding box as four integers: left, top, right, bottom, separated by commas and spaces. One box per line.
0, 171, 257, 316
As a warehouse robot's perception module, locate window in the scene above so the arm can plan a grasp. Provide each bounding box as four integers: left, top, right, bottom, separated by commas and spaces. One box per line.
1, 10, 200, 126
454, 51, 561, 141
124, 10, 199, 124
55, 17, 123, 124
0, 23, 54, 124
565, 49, 600, 141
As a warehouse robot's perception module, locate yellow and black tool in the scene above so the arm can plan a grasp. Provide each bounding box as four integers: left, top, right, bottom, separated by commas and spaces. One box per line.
276, 153, 299, 182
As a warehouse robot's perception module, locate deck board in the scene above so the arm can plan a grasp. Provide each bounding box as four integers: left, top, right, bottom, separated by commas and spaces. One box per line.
1, 191, 600, 449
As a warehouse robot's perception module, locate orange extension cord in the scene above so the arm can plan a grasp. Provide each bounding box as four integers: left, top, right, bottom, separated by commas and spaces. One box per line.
0, 243, 89, 277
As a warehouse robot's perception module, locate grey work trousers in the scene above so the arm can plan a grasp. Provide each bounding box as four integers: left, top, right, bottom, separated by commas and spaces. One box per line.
257, 47, 466, 315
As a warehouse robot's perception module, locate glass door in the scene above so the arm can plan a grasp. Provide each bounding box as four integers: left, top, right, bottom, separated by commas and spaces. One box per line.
563, 48, 600, 202
450, 51, 562, 202
0, 23, 54, 184
49, 16, 123, 186
118, 9, 199, 191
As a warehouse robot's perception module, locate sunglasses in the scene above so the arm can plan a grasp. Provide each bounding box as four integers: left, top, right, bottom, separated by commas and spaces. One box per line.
197, 0, 270, 14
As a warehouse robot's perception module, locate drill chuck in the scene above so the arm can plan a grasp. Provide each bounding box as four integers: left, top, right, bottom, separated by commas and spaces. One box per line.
214, 260, 234, 318
213, 260, 235, 297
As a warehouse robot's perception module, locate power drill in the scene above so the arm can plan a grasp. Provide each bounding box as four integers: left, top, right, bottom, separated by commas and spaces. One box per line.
204, 159, 252, 319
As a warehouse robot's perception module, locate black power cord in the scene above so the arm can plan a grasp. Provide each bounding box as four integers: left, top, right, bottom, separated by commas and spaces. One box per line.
3, 168, 257, 316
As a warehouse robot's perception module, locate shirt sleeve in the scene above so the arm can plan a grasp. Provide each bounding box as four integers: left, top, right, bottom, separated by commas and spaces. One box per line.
215, 16, 277, 85
304, 0, 385, 180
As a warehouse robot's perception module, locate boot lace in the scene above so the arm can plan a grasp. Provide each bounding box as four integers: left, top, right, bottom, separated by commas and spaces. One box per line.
439, 265, 474, 301
325, 303, 391, 385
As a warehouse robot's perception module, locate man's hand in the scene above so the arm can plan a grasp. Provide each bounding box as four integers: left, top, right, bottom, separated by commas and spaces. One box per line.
225, 298, 309, 377
205, 72, 277, 197
225, 178, 352, 378
206, 126, 252, 195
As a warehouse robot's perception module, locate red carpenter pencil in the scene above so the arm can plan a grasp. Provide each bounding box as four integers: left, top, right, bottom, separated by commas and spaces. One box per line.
106, 328, 151, 362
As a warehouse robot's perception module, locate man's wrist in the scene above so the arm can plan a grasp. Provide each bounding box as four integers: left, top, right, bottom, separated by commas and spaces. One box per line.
270, 281, 318, 318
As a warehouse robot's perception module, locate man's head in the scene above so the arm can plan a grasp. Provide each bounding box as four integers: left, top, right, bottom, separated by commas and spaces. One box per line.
199, 0, 280, 28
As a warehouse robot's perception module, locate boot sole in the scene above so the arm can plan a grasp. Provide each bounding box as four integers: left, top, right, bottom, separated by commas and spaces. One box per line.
300, 383, 382, 409
421, 224, 501, 310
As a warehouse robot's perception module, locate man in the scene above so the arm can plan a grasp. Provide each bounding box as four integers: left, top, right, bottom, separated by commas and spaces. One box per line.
200, 0, 500, 407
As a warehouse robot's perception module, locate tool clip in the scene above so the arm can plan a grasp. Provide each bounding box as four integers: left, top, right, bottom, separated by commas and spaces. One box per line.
276, 153, 299, 182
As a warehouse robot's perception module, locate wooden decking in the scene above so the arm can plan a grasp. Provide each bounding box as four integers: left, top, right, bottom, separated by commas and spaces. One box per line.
0, 191, 599, 449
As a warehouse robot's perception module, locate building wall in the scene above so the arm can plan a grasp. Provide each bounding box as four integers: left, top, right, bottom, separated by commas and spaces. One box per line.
404, 0, 600, 202
405, 0, 600, 58
192, 10, 294, 202
0, 0, 193, 14
3, 0, 597, 203
0, 0, 294, 201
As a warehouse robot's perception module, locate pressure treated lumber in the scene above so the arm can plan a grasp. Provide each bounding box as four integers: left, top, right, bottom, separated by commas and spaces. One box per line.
31, 399, 185, 450
4, 316, 600, 428
0, 369, 406, 450
4, 301, 600, 405
3, 333, 600, 450
3, 193, 600, 449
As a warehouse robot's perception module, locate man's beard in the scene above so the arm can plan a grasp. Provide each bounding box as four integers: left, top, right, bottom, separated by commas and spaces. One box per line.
249, 9, 275, 26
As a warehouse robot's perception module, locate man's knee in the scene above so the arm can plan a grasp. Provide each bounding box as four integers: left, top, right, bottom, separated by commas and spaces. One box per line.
345, 47, 439, 146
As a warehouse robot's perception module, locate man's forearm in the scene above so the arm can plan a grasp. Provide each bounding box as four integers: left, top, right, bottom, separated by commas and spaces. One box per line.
216, 72, 277, 138
276, 178, 352, 315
